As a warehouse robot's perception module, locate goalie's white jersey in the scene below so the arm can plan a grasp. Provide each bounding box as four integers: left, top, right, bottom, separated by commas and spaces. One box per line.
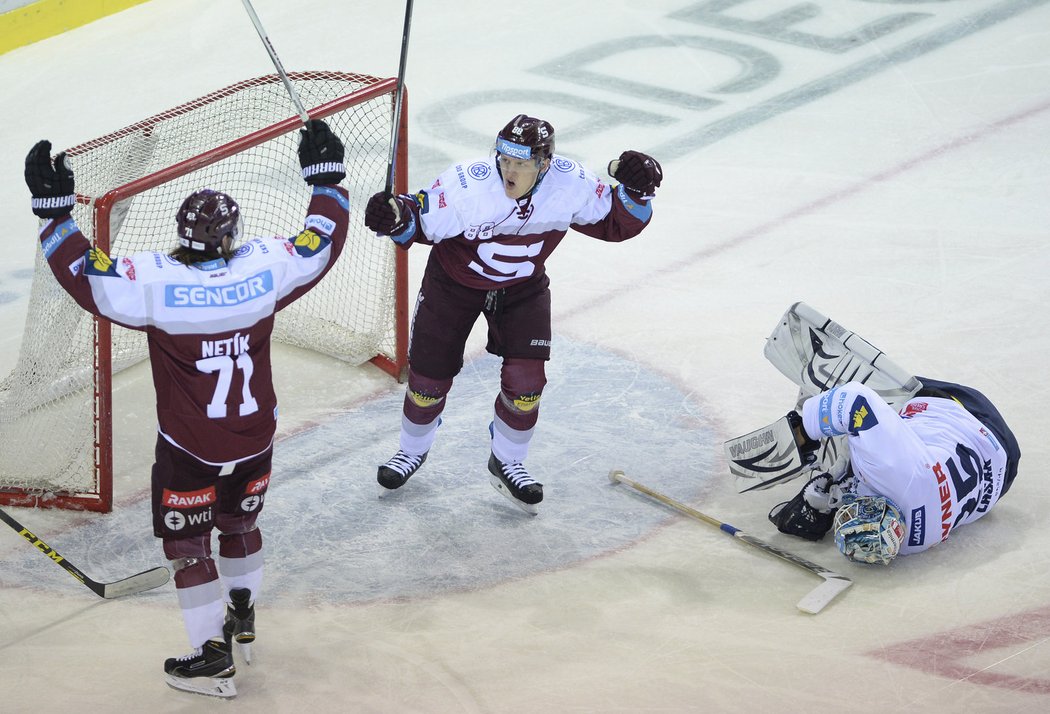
801, 382, 1011, 555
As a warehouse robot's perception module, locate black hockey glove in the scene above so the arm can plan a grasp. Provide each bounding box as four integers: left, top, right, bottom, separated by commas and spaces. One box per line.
364, 191, 413, 237
25, 140, 75, 219
298, 119, 346, 185
608, 150, 662, 200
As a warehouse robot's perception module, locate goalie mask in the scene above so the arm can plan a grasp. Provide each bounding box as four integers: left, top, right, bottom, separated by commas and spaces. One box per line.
175, 189, 241, 255
832, 493, 905, 565
494, 114, 555, 200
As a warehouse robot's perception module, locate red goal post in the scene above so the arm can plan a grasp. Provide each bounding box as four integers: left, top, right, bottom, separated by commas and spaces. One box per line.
0, 72, 409, 512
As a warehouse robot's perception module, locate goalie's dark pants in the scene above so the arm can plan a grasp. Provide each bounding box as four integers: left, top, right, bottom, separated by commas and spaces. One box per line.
916, 377, 1021, 497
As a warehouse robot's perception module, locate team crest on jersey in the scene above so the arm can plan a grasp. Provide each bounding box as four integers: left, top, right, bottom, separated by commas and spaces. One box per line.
233, 242, 254, 258
291, 229, 319, 251
552, 157, 575, 172
848, 396, 879, 435
86, 247, 118, 277
468, 162, 491, 180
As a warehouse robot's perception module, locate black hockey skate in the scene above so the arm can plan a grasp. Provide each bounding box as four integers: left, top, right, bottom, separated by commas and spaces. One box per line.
164, 636, 236, 698
377, 450, 428, 494
487, 453, 543, 515
223, 587, 255, 664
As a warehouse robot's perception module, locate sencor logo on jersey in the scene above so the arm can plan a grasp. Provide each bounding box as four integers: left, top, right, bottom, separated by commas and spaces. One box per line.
165, 270, 274, 307
847, 396, 879, 435
162, 486, 216, 509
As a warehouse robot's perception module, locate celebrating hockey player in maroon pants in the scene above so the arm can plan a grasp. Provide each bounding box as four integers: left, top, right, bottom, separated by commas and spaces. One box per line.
364, 114, 661, 514
23, 120, 349, 698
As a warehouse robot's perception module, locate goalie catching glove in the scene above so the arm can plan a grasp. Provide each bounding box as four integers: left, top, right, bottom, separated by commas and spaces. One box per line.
608, 150, 662, 200
768, 470, 855, 541
298, 119, 346, 186
25, 140, 75, 219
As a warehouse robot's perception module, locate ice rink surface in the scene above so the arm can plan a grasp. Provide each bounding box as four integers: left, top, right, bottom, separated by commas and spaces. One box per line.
1, 0, 1049, 711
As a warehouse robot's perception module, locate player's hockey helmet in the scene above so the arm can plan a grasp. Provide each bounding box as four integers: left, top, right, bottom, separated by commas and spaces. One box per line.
176, 189, 241, 254
832, 493, 905, 565
495, 114, 555, 165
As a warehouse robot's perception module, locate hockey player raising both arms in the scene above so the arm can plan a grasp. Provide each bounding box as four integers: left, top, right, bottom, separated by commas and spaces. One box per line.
23, 120, 348, 698
364, 114, 661, 514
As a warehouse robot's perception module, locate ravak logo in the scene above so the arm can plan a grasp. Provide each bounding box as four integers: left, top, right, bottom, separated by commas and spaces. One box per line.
162, 486, 216, 509
848, 396, 879, 435
166, 270, 274, 307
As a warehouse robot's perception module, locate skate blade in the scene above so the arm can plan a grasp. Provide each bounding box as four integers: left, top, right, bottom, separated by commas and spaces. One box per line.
487, 474, 539, 516
235, 640, 252, 665
165, 674, 237, 698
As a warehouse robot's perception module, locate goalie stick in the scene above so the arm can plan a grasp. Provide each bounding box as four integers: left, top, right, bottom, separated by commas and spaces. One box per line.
608, 470, 851, 614
0, 506, 169, 599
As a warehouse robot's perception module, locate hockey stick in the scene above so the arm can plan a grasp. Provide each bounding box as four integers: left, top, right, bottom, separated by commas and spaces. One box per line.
607, 470, 851, 614
0, 506, 169, 599
384, 0, 415, 194
240, 0, 310, 124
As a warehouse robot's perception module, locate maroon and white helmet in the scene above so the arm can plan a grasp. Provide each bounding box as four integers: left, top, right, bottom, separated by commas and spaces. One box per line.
494, 114, 555, 164
175, 189, 241, 254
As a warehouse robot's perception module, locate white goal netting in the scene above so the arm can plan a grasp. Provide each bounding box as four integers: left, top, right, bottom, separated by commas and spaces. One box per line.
0, 72, 406, 510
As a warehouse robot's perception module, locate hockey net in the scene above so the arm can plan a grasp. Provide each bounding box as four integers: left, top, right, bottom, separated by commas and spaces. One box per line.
0, 72, 409, 512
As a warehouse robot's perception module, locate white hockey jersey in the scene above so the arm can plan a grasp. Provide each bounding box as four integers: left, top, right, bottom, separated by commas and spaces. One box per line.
396, 154, 652, 290
801, 382, 1010, 555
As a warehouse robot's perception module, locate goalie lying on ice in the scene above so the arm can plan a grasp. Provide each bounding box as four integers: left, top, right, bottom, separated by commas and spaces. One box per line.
770, 377, 1020, 565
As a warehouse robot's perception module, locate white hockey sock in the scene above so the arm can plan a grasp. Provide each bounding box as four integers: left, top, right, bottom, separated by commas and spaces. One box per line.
176, 578, 226, 649
218, 549, 263, 604
490, 414, 533, 464
399, 413, 440, 455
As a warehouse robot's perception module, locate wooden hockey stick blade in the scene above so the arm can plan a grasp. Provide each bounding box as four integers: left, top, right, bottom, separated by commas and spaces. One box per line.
0, 506, 170, 598
608, 470, 852, 614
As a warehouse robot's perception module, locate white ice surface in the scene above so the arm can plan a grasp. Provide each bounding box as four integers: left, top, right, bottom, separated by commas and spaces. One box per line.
1, 0, 1049, 711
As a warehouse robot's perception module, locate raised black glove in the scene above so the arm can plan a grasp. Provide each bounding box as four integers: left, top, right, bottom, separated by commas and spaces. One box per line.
608, 150, 662, 199
25, 140, 75, 219
364, 191, 414, 237
298, 119, 346, 185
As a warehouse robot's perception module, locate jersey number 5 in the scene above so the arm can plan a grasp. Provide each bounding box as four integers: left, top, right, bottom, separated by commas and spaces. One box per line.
196, 354, 259, 419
